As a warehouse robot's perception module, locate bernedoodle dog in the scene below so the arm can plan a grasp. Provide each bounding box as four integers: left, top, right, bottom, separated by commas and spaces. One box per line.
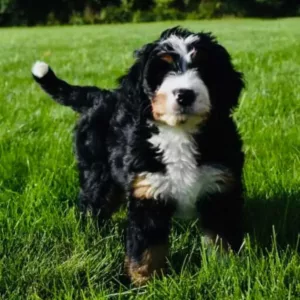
32, 26, 245, 285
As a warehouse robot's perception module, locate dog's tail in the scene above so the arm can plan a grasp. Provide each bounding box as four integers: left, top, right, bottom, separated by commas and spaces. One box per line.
32, 61, 103, 113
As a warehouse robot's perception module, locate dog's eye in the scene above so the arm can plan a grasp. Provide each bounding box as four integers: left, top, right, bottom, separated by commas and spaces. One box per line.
146, 55, 174, 92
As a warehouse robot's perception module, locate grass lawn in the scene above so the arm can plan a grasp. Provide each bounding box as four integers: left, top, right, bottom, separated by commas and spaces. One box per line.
1, 18, 300, 299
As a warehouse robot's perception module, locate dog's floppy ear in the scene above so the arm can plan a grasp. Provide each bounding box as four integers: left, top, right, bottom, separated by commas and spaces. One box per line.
213, 42, 245, 111
226, 67, 245, 110
118, 42, 156, 88
133, 42, 156, 59
133, 45, 147, 58
193, 32, 245, 112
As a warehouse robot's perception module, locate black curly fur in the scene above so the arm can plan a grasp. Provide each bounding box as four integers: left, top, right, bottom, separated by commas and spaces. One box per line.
32, 27, 245, 282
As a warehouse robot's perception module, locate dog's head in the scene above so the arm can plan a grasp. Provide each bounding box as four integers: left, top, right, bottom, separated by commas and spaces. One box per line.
128, 27, 244, 129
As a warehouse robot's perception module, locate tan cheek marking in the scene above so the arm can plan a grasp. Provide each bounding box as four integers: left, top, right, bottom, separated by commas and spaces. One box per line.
152, 93, 210, 127
132, 175, 153, 200
152, 93, 167, 122
125, 244, 168, 286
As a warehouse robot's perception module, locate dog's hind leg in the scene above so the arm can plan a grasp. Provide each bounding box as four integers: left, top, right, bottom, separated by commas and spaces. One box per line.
32, 61, 111, 113
78, 164, 124, 222
75, 104, 122, 223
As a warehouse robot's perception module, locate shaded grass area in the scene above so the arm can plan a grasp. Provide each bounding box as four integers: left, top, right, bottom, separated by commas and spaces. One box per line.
0, 19, 300, 299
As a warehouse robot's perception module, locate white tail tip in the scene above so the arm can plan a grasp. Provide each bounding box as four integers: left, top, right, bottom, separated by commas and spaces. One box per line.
32, 61, 49, 78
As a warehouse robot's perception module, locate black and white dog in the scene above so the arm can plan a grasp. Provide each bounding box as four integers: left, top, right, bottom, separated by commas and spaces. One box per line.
32, 27, 245, 285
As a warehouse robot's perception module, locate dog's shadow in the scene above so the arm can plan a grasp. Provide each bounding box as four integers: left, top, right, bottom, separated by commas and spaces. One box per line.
167, 190, 300, 276
244, 190, 300, 249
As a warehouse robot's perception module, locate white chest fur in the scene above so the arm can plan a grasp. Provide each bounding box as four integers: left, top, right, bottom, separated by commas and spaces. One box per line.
143, 125, 230, 219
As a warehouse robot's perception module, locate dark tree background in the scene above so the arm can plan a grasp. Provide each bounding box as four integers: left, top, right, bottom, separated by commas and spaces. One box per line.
0, 0, 299, 26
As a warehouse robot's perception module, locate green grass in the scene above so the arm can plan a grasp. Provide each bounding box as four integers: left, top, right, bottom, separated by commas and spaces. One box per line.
1, 18, 300, 299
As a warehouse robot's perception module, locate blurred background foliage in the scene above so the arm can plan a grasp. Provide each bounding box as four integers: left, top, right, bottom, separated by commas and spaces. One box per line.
0, 0, 299, 26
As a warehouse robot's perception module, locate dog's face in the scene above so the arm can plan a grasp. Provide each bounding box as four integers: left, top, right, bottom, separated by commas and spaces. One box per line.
135, 27, 244, 129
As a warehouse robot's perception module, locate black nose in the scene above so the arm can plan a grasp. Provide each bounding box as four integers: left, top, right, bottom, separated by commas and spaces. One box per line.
174, 89, 195, 107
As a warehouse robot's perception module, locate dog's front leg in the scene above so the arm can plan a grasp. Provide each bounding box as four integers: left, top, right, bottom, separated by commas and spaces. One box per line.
125, 196, 174, 286
198, 189, 244, 253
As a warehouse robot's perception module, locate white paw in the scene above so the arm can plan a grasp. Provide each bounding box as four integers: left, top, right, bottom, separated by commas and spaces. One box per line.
32, 61, 49, 78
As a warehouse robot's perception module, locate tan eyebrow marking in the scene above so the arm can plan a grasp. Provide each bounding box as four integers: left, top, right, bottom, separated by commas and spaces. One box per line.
190, 48, 197, 57
160, 54, 174, 64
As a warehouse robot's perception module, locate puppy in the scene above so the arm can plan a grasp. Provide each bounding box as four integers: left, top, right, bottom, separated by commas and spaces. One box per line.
32, 27, 245, 285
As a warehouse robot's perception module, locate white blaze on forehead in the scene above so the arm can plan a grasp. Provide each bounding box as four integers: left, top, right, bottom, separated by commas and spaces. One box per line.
158, 70, 204, 94
160, 34, 199, 62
